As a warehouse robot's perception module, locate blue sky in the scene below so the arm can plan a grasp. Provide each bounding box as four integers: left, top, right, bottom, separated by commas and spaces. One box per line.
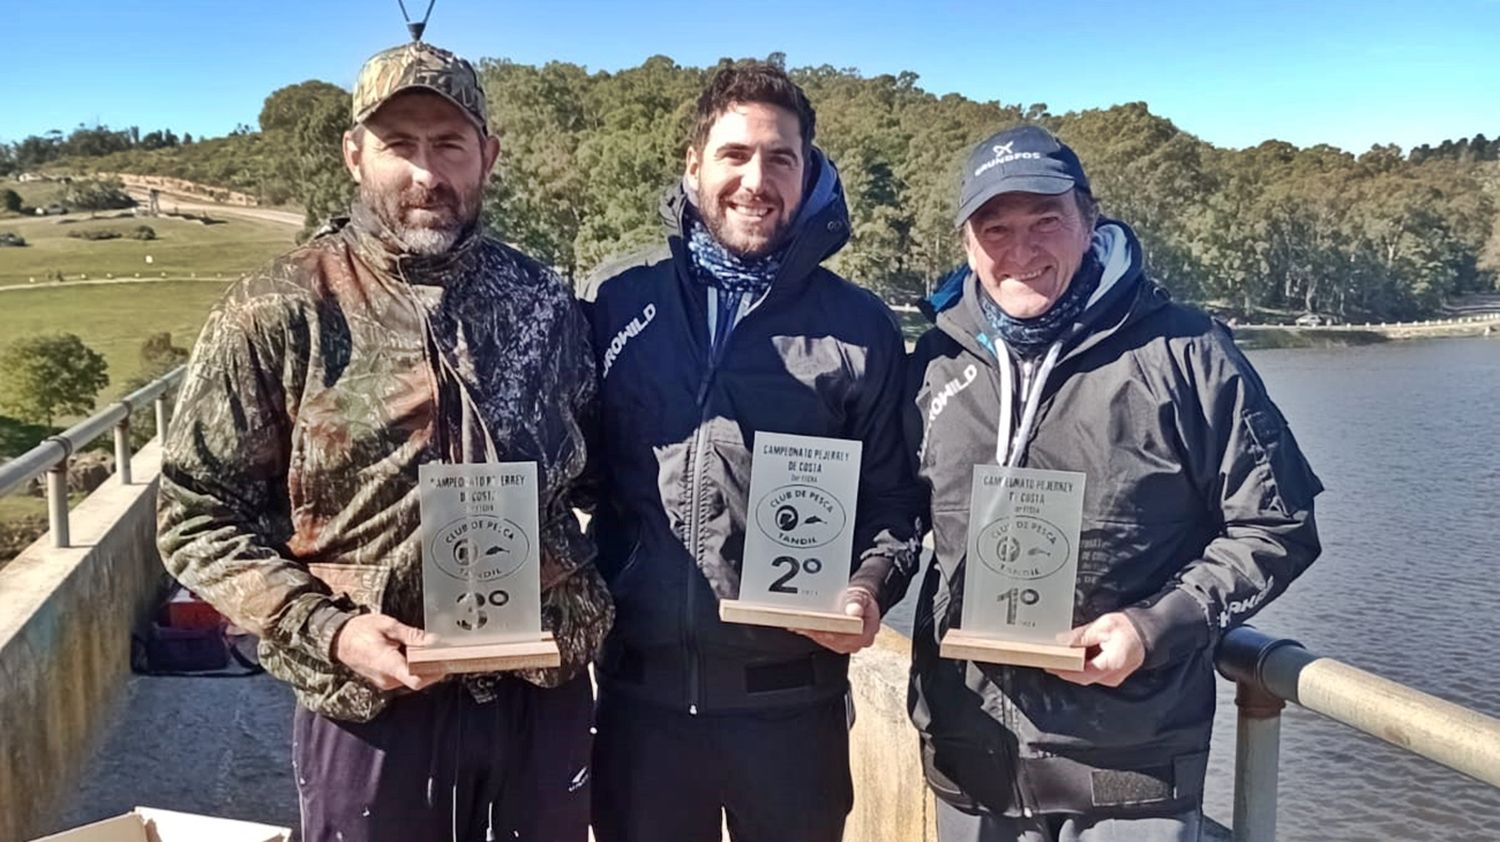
4, 0, 1497, 153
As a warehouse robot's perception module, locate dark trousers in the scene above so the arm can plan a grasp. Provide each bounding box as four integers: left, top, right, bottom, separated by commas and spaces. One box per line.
293, 675, 593, 842
591, 691, 853, 842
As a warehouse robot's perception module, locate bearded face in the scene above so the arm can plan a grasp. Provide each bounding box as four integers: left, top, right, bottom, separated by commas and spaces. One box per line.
685, 101, 806, 258
359, 177, 484, 255
345, 91, 498, 255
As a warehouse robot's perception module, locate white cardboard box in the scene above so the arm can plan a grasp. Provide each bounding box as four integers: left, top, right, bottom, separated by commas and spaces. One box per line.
31, 807, 290, 842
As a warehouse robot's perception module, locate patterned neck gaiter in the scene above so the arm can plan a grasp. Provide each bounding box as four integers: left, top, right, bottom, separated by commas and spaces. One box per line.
685, 214, 785, 298
979, 252, 1103, 359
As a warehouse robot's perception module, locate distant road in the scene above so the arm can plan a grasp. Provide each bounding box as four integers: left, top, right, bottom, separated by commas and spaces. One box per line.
124, 186, 303, 228
0, 275, 232, 294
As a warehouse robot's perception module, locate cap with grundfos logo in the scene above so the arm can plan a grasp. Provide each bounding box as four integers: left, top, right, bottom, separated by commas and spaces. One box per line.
954, 125, 1091, 226
351, 41, 489, 135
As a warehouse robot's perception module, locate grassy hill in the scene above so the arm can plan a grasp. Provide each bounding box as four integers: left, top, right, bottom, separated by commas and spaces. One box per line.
5, 280, 237, 403
0, 178, 68, 210
0, 194, 275, 550
46, 133, 274, 198
0, 205, 293, 286
0, 204, 295, 468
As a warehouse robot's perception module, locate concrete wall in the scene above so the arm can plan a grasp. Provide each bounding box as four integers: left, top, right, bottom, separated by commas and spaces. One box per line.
847, 626, 938, 841
0, 444, 167, 842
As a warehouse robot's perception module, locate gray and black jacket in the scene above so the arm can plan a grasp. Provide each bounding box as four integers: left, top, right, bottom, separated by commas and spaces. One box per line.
584, 152, 923, 714
906, 219, 1323, 817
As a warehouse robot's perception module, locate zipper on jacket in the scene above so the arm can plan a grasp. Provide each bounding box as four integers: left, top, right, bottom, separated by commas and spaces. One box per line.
684, 414, 711, 716
680, 297, 768, 716
682, 334, 728, 716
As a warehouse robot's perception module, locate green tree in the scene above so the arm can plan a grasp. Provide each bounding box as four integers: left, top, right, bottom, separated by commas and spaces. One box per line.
258, 80, 353, 236
259, 81, 348, 135
0, 335, 110, 426
481, 59, 596, 281
121, 333, 189, 446
19, 55, 1496, 319
290, 91, 355, 236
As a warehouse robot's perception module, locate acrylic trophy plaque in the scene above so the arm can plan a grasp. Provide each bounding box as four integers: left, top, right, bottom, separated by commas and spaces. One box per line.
405, 462, 560, 677
720, 432, 865, 635
939, 465, 1088, 671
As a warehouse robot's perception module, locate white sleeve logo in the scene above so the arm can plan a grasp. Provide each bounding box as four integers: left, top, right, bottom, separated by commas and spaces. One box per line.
918, 363, 979, 460
601, 302, 658, 379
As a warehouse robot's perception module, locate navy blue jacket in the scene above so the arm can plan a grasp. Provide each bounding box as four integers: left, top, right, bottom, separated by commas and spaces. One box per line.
584, 154, 923, 714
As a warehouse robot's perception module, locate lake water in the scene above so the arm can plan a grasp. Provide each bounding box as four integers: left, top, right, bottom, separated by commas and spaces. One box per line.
885, 336, 1500, 840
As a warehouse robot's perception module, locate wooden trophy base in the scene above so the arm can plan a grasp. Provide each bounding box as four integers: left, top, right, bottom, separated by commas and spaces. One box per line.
719, 600, 864, 634
407, 632, 561, 677
939, 630, 1086, 671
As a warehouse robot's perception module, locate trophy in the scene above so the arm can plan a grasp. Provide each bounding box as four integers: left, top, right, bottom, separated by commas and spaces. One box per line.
405, 462, 561, 677
939, 465, 1087, 671
720, 432, 865, 634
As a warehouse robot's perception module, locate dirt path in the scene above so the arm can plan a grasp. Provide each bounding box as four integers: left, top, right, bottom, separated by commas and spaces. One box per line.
0, 275, 232, 293
125, 187, 303, 228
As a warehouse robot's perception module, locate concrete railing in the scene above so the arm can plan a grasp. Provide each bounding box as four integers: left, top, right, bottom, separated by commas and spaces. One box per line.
0, 367, 183, 841
1217, 626, 1500, 842
0, 441, 172, 842
0, 367, 182, 547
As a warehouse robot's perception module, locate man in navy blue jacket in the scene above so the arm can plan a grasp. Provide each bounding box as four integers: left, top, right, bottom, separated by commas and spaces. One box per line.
584, 61, 924, 842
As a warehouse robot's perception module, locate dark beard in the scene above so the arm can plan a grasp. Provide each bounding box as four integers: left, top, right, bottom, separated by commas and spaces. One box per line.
696, 187, 792, 259
361, 182, 481, 256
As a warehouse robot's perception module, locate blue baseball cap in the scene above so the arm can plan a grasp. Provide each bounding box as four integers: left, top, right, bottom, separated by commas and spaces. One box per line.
954, 125, 1091, 226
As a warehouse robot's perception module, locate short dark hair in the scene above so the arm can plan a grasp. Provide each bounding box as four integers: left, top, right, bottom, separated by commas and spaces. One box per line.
690, 61, 816, 153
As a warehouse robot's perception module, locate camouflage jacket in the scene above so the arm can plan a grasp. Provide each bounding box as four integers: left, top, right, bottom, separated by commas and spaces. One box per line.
157, 206, 612, 722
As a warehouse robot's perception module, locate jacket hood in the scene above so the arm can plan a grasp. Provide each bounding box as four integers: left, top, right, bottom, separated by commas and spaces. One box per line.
659, 145, 851, 300
925, 218, 1160, 364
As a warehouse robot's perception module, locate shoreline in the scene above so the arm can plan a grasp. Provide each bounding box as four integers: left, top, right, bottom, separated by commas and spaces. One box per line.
1233, 317, 1499, 349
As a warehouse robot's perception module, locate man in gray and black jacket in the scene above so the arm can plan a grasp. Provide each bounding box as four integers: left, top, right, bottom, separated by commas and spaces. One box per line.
584, 62, 923, 842
906, 125, 1324, 841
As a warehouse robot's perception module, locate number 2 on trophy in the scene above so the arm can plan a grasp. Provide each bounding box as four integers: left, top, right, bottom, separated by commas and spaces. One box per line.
995, 586, 1039, 624
768, 556, 824, 594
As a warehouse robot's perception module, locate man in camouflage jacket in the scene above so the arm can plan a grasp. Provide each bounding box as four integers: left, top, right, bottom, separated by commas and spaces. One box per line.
157, 40, 611, 842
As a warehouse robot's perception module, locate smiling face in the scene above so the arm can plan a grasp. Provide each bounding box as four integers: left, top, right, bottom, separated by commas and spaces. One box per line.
685, 101, 806, 259
963, 190, 1095, 319
343, 90, 499, 255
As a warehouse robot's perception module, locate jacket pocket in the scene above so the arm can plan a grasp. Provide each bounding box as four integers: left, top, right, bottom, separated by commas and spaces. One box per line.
1241, 408, 1323, 515
922, 735, 1019, 814
307, 563, 392, 613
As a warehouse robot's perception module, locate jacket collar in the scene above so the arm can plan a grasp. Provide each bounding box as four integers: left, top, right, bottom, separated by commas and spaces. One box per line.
341, 200, 485, 286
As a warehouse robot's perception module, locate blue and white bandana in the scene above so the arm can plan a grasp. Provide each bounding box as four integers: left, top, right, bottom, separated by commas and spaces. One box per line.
685, 214, 785, 297
978, 252, 1104, 359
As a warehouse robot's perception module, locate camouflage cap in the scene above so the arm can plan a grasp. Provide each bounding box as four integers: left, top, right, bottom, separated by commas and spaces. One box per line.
352, 41, 489, 134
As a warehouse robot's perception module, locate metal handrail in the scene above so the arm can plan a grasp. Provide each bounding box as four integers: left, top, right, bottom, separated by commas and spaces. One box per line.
0, 366, 184, 547
1216, 626, 1500, 841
